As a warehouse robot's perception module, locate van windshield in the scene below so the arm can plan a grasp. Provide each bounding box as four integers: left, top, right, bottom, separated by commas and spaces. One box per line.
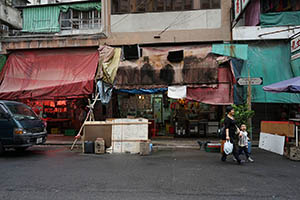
6, 104, 38, 120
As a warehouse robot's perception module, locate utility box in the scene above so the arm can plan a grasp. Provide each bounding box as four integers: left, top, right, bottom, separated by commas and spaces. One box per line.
95, 138, 105, 154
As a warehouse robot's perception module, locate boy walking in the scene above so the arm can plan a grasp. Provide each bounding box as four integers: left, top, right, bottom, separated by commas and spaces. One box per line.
238, 124, 254, 162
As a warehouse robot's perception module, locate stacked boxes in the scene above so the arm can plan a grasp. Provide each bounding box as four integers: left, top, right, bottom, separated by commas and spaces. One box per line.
112, 118, 148, 154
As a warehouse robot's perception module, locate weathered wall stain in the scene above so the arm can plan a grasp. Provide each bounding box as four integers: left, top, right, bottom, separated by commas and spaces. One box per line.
159, 64, 175, 84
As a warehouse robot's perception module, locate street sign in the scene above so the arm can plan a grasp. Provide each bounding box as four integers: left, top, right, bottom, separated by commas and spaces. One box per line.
237, 77, 263, 86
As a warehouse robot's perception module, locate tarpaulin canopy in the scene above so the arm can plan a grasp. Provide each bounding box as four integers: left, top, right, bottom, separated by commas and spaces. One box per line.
212, 44, 248, 60
187, 67, 234, 105
237, 41, 300, 103
96, 46, 122, 85
22, 2, 102, 33
261, 11, 300, 27
22, 6, 61, 33
60, 2, 101, 12
263, 76, 300, 93
115, 45, 219, 89
0, 48, 99, 100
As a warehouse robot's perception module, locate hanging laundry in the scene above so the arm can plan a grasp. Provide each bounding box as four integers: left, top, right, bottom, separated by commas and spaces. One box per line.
97, 80, 113, 104
167, 86, 187, 99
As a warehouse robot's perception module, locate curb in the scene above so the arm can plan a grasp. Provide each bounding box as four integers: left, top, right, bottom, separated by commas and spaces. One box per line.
43, 142, 259, 149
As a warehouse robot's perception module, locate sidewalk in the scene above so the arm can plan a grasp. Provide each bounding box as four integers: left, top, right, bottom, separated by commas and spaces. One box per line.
45, 135, 259, 149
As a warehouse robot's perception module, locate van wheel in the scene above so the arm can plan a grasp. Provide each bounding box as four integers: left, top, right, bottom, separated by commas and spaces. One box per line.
0, 141, 4, 156
15, 147, 28, 152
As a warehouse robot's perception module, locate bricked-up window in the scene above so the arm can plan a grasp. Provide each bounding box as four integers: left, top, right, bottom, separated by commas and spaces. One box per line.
111, 0, 220, 14
60, 9, 101, 30
200, 0, 220, 9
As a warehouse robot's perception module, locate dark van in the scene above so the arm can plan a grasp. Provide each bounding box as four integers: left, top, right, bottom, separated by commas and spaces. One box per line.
0, 100, 47, 154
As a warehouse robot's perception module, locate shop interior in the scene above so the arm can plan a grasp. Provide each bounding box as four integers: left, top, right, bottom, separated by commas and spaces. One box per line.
23, 98, 89, 136
22, 92, 227, 139
116, 92, 224, 139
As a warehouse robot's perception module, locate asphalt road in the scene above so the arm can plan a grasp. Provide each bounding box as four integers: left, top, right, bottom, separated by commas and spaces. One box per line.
0, 146, 299, 200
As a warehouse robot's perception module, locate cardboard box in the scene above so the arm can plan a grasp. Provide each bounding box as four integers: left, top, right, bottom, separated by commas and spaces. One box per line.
112, 118, 148, 141
83, 121, 112, 148
261, 121, 295, 138
83, 119, 149, 154
112, 141, 142, 154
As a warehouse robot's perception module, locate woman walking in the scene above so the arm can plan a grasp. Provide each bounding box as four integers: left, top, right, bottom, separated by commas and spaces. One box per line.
221, 106, 242, 164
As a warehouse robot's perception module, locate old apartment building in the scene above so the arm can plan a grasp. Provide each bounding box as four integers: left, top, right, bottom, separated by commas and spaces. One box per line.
0, 0, 236, 138
1, 0, 231, 52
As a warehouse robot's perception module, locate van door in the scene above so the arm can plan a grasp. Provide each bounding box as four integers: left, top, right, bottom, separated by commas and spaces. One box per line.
0, 104, 14, 145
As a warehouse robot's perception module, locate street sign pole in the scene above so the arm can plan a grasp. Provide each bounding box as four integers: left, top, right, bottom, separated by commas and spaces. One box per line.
236, 76, 262, 140
247, 69, 253, 140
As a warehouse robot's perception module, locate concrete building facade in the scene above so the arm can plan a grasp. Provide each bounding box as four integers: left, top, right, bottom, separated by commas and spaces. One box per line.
1, 0, 232, 53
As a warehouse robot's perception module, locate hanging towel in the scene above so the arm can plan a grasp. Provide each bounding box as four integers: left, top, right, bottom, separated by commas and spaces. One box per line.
167, 86, 187, 99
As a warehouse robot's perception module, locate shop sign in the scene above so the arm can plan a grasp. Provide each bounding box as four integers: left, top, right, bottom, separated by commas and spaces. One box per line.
291, 52, 300, 61
234, 0, 250, 20
237, 77, 263, 86
291, 35, 300, 53
241, 0, 250, 10
234, 0, 242, 20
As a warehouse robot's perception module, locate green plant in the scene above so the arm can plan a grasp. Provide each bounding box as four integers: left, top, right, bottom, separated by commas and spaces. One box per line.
232, 104, 255, 130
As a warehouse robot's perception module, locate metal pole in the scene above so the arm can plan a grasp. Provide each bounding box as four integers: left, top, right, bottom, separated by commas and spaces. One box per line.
296, 125, 298, 147
247, 68, 253, 140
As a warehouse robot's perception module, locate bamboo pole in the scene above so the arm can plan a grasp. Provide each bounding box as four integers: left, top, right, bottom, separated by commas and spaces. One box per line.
70, 93, 99, 151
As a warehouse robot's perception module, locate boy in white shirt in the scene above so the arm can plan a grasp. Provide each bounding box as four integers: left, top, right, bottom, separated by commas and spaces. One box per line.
238, 124, 254, 162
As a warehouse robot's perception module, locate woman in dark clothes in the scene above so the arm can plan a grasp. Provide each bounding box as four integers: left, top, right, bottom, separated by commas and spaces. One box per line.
221, 106, 242, 164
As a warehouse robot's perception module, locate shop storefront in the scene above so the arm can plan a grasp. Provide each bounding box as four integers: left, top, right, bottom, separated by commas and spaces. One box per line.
112, 44, 235, 139
0, 44, 235, 140
0, 48, 99, 136
116, 91, 225, 138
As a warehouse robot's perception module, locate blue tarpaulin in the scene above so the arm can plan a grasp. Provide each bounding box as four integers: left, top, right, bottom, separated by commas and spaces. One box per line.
117, 88, 167, 94
263, 76, 300, 93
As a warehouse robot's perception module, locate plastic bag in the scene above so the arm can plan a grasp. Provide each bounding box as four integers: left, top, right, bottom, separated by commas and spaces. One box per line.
224, 141, 233, 155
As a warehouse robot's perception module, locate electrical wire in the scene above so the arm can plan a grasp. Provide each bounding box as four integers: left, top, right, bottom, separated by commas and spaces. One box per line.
157, 11, 208, 36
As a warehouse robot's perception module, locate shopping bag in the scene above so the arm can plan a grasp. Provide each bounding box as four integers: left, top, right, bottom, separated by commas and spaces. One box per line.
224, 141, 233, 155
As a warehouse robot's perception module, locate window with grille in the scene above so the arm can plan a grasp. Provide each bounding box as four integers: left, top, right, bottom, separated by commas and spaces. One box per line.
111, 0, 220, 14
60, 9, 101, 30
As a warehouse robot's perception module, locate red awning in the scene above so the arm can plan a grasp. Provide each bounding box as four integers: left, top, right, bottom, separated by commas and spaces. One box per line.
0, 48, 98, 100
186, 67, 234, 105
